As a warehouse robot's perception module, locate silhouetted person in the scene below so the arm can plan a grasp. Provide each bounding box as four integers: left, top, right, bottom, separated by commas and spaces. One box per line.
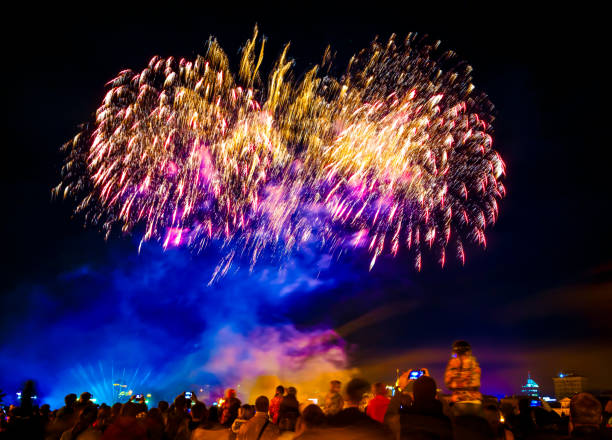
94, 405, 112, 434
165, 394, 190, 440
63, 395, 78, 412
569, 393, 611, 439
329, 378, 392, 439
156, 401, 168, 426
237, 395, 280, 440
511, 398, 537, 439
60, 404, 100, 440
400, 376, 452, 440
269, 385, 284, 424
324, 381, 343, 416
190, 402, 213, 440
526, 405, 562, 440
444, 340, 482, 417
20, 380, 36, 416
143, 408, 164, 440
40, 404, 51, 425
46, 395, 87, 440
231, 404, 255, 440
220, 389, 241, 427
482, 402, 514, 440
279, 387, 300, 432
9, 380, 45, 439
385, 374, 413, 440
208, 404, 219, 424
604, 399, 612, 430
367, 383, 391, 423
293, 404, 327, 439
78, 393, 92, 407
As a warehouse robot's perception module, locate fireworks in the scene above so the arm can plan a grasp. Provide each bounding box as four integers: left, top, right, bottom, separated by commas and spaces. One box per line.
72, 362, 154, 404
56, 28, 505, 275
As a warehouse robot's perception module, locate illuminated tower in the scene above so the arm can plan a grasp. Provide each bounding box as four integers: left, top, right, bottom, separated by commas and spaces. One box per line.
521, 372, 540, 397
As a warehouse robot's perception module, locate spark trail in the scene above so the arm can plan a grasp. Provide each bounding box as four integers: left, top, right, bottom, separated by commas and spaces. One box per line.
56, 28, 505, 278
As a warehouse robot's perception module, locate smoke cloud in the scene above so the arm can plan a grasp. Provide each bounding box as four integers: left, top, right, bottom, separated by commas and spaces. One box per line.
0, 241, 355, 407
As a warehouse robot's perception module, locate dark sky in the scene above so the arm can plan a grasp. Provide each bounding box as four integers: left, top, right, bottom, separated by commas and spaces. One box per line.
1, 4, 610, 402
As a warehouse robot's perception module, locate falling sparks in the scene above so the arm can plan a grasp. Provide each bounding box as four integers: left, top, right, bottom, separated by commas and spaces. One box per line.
55, 28, 506, 277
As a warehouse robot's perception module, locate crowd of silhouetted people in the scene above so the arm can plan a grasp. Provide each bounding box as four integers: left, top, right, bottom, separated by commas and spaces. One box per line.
1, 341, 611, 439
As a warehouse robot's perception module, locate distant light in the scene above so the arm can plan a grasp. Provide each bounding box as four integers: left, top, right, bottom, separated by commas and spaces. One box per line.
559, 373, 564, 378
542, 397, 556, 402
307, 398, 318, 405
91, 398, 97, 402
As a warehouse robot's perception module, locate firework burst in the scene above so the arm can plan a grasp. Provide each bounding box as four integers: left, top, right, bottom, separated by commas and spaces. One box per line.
295, 34, 505, 270
56, 28, 505, 276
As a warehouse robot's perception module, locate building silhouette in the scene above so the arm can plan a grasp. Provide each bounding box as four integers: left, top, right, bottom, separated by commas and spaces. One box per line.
553, 372, 587, 399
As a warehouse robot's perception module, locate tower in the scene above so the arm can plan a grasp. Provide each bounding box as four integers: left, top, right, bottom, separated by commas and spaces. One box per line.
521, 372, 540, 397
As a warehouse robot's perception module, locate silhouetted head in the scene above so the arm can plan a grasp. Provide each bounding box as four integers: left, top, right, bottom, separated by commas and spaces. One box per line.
301, 404, 326, 429
330, 380, 341, 393
570, 392, 602, 427
65, 393, 77, 407
40, 404, 51, 416
111, 402, 122, 417
225, 388, 237, 399
255, 396, 269, 413
147, 407, 164, 424
191, 402, 208, 421
208, 404, 219, 422
97, 405, 111, 423
346, 378, 370, 405
158, 401, 169, 412
533, 406, 559, 430
373, 383, 387, 396
276, 385, 285, 396
174, 395, 187, 411
121, 402, 141, 418
413, 376, 437, 407
239, 404, 255, 420
452, 340, 472, 355
79, 392, 92, 403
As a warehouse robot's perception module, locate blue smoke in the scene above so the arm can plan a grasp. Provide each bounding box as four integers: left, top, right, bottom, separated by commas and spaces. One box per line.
0, 241, 350, 408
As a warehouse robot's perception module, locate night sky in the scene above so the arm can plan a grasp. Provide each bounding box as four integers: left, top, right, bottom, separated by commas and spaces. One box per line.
1, 5, 610, 405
